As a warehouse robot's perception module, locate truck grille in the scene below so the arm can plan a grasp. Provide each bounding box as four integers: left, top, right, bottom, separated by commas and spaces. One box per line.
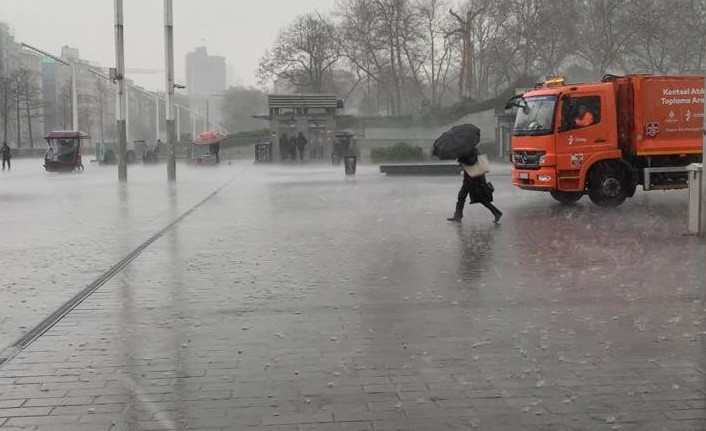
513, 151, 545, 170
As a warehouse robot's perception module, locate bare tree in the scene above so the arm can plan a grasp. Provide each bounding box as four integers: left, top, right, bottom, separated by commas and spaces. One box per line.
626, 0, 706, 74
336, 0, 392, 113
13, 70, 25, 147
220, 86, 267, 132
449, 0, 490, 100
258, 13, 340, 93
575, 0, 636, 76
258, 0, 706, 116
20, 71, 43, 149
336, 0, 423, 115
10, 68, 43, 148
509, 0, 576, 78
416, 0, 455, 107
450, 0, 515, 100
0, 74, 12, 143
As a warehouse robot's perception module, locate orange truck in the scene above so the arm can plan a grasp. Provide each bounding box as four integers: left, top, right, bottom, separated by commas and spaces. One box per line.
506, 75, 704, 206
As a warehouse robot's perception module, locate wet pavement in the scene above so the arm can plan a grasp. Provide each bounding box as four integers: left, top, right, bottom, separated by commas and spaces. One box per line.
0, 158, 704, 430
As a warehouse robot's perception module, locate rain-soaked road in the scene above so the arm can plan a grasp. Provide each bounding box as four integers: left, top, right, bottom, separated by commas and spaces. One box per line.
0, 158, 704, 430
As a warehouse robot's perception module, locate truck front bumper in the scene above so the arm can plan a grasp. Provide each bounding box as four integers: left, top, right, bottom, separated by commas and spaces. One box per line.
512, 167, 557, 190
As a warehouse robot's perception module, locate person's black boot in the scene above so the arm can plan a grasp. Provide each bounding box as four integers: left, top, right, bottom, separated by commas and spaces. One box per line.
484, 203, 502, 224
448, 202, 464, 222
491, 207, 503, 224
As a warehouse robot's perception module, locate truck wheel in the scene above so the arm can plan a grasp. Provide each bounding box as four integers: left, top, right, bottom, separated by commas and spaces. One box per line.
550, 190, 583, 204
588, 162, 627, 207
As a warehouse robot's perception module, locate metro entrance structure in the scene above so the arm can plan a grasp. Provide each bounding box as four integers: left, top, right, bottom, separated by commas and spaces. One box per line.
255, 94, 343, 162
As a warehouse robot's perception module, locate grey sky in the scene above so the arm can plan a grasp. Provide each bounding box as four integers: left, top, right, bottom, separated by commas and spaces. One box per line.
2, 0, 333, 91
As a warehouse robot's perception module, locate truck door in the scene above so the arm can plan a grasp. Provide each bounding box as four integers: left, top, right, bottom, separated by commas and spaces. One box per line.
555, 92, 614, 191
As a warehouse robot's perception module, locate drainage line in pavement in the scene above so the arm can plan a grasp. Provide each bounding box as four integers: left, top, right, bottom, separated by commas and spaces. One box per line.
0, 175, 238, 368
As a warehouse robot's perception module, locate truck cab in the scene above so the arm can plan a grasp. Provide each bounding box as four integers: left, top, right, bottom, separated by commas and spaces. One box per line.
510, 80, 625, 205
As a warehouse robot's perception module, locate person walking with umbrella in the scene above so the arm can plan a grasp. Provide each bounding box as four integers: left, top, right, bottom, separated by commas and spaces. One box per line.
431, 124, 501, 224
447, 149, 502, 223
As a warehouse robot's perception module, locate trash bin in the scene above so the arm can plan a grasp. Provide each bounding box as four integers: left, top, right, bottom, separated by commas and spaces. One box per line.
344, 155, 357, 176
331, 153, 340, 165
687, 163, 703, 234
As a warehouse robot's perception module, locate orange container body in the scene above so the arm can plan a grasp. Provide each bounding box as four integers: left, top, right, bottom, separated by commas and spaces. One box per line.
621, 75, 704, 156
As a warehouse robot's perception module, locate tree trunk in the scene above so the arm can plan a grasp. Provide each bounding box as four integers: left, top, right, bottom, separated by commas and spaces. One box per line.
16, 90, 21, 148
99, 97, 105, 144
389, 40, 400, 115
1, 83, 8, 143
25, 99, 33, 149
465, 11, 474, 99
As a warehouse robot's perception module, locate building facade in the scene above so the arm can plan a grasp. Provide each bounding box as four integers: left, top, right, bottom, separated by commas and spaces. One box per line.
185, 47, 226, 97
185, 47, 227, 129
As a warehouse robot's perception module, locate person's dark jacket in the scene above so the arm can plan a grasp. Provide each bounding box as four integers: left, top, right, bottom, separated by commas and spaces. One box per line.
296, 133, 307, 148
1, 144, 10, 160
458, 150, 493, 204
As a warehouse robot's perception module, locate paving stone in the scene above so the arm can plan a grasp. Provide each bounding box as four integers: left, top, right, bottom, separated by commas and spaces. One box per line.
4, 414, 80, 426
0, 407, 53, 418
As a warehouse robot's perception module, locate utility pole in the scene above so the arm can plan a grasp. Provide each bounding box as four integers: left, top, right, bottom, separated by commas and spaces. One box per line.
154, 95, 160, 142
115, 0, 127, 182
71, 63, 78, 131
176, 105, 181, 142
165, 0, 176, 181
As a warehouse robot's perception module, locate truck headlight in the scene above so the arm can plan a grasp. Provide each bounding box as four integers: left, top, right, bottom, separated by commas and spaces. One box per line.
538, 174, 552, 182
539, 155, 546, 165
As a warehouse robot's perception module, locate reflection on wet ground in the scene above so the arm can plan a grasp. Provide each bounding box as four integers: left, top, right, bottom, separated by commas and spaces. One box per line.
0, 160, 704, 430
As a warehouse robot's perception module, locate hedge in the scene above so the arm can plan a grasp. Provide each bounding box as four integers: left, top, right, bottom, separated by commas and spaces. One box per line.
371, 142, 426, 163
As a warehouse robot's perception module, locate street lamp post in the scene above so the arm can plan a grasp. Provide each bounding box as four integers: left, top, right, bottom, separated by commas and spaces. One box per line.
70, 63, 78, 131
154, 94, 161, 142
176, 105, 181, 142
115, 0, 128, 182
164, 0, 177, 181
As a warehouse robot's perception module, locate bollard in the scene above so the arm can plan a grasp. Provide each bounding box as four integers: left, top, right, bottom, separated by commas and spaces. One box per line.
331, 153, 340, 165
344, 155, 357, 176
687, 163, 703, 234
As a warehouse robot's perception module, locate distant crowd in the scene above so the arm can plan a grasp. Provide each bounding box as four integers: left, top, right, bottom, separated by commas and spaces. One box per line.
279, 133, 307, 161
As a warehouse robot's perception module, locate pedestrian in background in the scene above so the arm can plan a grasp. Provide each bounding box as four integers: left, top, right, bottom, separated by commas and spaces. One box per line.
296, 132, 307, 161
1, 142, 10, 171
447, 149, 502, 223
210, 142, 220, 163
288, 134, 297, 160
279, 134, 289, 161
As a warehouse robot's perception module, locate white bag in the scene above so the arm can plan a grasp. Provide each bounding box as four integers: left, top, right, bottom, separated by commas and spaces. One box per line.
463, 154, 490, 177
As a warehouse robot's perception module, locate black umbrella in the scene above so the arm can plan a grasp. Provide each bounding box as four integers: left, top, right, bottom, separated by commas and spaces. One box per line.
432, 124, 480, 160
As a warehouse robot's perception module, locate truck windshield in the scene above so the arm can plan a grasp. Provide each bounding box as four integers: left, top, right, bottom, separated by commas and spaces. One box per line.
513, 95, 557, 136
